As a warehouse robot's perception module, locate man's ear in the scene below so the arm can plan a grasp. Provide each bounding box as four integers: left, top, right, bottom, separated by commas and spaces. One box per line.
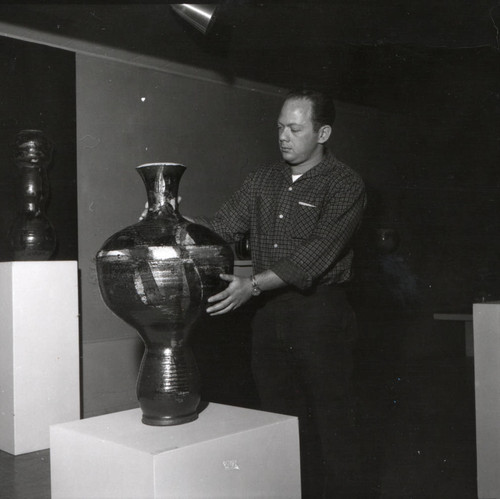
318, 125, 332, 144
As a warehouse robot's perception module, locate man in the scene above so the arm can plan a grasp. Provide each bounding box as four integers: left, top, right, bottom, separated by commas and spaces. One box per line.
206, 88, 366, 498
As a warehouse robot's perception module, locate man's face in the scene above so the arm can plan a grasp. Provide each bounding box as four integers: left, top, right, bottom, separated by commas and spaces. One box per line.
277, 98, 321, 166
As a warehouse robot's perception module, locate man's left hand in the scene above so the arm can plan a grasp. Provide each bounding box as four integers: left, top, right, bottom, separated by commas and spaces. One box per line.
206, 274, 252, 316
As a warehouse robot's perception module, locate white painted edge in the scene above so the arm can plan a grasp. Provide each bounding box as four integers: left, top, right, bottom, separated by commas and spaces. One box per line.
0, 20, 284, 97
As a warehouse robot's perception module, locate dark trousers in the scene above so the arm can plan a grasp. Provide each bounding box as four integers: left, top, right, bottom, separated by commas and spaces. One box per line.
251, 286, 360, 498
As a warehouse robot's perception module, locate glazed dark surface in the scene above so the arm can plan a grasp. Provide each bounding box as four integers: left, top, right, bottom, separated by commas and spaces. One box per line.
96, 163, 233, 425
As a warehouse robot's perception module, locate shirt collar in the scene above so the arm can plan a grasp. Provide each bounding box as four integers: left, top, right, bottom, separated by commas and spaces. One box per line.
273, 148, 338, 179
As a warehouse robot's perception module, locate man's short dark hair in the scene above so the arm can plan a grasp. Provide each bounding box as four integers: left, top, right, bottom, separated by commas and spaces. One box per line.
285, 88, 336, 131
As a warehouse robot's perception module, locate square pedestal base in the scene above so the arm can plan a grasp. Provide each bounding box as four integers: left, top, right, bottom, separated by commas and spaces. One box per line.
0, 261, 80, 455
50, 403, 301, 498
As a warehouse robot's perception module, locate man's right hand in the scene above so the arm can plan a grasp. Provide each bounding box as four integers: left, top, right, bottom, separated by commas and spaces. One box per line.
206, 274, 253, 316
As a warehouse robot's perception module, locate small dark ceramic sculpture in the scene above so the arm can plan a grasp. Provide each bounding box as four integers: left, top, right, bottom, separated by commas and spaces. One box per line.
9, 129, 56, 260
375, 228, 400, 254
96, 163, 233, 426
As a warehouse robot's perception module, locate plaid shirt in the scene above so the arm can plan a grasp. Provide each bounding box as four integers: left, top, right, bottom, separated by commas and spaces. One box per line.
210, 150, 366, 290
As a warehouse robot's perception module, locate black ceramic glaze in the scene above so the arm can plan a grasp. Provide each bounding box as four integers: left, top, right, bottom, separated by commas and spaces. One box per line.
96, 163, 233, 425
9, 129, 56, 260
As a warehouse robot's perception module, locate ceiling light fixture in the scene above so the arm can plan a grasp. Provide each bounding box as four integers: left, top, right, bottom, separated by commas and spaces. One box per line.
170, 4, 219, 35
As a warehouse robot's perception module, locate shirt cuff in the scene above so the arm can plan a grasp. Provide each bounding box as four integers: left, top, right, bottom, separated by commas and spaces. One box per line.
271, 259, 312, 290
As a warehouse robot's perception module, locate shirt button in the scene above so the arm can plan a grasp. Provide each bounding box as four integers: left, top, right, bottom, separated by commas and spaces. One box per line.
288, 187, 293, 191
278, 214, 284, 219
273, 243, 278, 248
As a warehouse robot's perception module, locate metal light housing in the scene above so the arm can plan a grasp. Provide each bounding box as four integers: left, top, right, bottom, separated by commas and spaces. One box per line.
171, 4, 219, 34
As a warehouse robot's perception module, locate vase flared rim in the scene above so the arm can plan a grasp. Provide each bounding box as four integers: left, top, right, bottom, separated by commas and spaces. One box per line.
18, 129, 44, 134
137, 162, 185, 169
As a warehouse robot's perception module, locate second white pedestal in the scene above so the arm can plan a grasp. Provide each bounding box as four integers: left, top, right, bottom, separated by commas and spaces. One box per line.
474, 302, 500, 499
0, 261, 80, 455
51, 403, 301, 498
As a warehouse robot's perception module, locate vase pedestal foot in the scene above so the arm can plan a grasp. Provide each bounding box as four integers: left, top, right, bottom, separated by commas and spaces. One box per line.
142, 412, 198, 426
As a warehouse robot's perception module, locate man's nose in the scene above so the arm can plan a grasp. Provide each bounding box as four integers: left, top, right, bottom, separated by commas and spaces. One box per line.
279, 128, 289, 141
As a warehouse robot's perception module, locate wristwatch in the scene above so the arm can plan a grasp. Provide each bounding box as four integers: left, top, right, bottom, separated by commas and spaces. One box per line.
251, 275, 262, 296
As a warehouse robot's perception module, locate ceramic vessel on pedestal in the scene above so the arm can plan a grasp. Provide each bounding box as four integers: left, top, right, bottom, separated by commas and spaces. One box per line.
8, 129, 56, 260
96, 163, 233, 426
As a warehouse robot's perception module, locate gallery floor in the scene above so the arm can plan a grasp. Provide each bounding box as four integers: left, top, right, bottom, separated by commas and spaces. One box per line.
0, 315, 477, 498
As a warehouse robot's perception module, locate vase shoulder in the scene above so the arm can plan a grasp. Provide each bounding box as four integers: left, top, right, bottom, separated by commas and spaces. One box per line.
98, 217, 230, 254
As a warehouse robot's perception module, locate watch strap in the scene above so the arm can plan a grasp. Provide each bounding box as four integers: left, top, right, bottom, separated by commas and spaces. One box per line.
251, 275, 262, 296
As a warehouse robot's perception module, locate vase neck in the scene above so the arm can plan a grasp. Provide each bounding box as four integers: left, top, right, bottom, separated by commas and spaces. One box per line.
137, 163, 185, 217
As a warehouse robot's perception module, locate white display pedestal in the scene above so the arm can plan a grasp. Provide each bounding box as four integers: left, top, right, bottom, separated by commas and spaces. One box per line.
473, 301, 500, 499
0, 261, 80, 455
51, 403, 301, 499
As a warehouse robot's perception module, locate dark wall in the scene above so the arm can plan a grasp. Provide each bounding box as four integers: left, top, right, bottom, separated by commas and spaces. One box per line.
0, 36, 77, 261
338, 46, 500, 358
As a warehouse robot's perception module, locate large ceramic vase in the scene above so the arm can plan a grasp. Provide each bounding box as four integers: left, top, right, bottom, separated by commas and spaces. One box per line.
8, 129, 57, 260
96, 163, 234, 426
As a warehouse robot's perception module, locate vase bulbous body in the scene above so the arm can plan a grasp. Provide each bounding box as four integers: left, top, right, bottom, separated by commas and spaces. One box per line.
96, 163, 233, 426
9, 129, 56, 260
